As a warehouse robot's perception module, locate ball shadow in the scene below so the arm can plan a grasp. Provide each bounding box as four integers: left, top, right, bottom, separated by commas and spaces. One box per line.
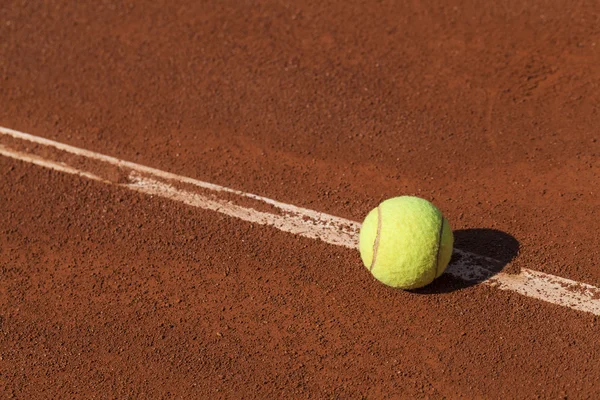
412, 228, 520, 294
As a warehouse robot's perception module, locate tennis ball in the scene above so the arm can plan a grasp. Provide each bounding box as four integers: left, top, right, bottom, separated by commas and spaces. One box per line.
359, 196, 453, 289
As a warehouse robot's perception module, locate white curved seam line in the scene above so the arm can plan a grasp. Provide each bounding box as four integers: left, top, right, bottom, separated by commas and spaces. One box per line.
369, 206, 383, 272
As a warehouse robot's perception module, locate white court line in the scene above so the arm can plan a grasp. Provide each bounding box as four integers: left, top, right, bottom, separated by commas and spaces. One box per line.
1, 126, 599, 316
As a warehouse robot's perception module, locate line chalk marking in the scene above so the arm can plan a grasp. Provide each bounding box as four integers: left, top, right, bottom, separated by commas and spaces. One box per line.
1, 126, 599, 316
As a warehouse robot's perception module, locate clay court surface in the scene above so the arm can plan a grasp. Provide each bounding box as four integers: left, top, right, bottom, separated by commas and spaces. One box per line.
1, 0, 599, 398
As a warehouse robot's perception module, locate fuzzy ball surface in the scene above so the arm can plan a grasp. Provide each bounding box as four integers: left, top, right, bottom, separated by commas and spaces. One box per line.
359, 196, 453, 289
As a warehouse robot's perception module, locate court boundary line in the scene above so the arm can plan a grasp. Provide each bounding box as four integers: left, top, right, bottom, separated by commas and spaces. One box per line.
1, 125, 599, 316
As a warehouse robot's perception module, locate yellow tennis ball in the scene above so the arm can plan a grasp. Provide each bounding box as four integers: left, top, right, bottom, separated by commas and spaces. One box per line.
359, 196, 453, 289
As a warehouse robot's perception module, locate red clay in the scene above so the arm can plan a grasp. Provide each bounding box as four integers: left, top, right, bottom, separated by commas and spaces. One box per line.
1, 0, 599, 398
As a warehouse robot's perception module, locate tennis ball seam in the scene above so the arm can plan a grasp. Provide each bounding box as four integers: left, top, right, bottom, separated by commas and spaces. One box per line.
434, 217, 445, 277
370, 205, 383, 271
